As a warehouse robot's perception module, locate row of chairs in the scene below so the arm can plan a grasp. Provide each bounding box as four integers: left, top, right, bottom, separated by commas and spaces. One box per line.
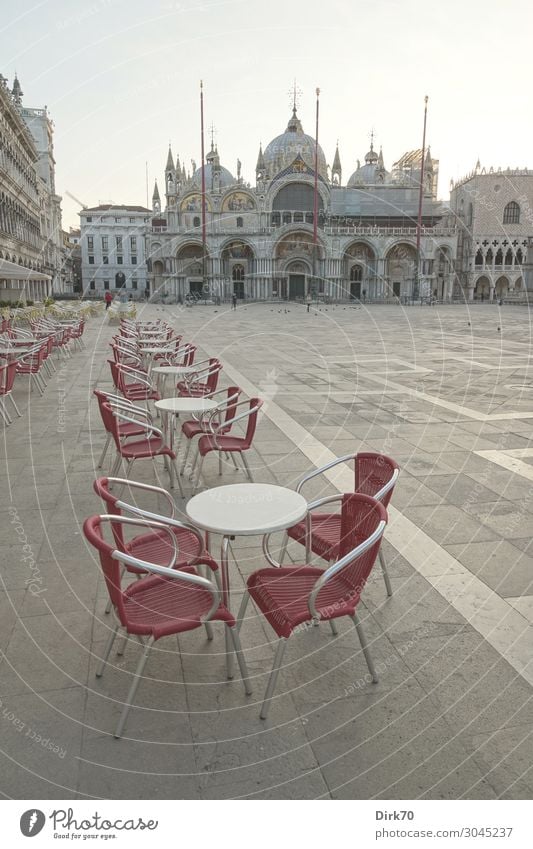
84, 450, 398, 736
94, 385, 264, 494
0, 316, 86, 422
100, 320, 263, 493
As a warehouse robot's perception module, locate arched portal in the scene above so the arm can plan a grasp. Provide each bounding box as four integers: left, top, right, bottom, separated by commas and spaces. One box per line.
474, 276, 491, 300
386, 243, 417, 298
275, 231, 320, 299
343, 241, 376, 299
495, 276, 509, 297
221, 241, 255, 298
176, 243, 204, 296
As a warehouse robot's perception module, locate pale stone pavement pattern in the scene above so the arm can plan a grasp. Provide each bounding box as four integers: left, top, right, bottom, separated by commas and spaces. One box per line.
1, 302, 532, 800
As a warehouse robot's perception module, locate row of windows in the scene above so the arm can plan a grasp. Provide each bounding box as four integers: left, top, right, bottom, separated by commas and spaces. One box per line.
89, 279, 143, 289
88, 255, 139, 265
191, 216, 244, 228
87, 236, 137, 250
85, 216, 149, 223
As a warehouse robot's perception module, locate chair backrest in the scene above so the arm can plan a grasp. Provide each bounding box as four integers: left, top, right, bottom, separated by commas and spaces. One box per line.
325, 493, 387, 599
354, 453, 399, 507
94, 389, 123, 435
222, 386, 241, 425
183, 344, 196, 366
92, 477, 126, 550
108, 359, 121, 392
83, 515, 125, 614
240, 398, 262, 447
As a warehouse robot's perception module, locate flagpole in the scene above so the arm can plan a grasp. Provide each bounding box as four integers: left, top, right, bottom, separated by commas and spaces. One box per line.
414, 95, 429, 303
200, 80, 207, 291
313, 87, 320, 297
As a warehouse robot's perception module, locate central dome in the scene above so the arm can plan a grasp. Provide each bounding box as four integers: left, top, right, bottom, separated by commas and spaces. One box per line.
263, 108, 328, 180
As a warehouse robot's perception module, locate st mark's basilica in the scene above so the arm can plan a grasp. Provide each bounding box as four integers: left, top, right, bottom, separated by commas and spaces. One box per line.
147, 102, 456, 302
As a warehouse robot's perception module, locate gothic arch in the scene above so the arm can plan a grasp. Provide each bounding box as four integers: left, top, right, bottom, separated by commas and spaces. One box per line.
474, 276, 491, 298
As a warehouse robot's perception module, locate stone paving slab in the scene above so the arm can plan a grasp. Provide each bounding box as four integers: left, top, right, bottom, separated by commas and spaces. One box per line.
1, 304, 533, 799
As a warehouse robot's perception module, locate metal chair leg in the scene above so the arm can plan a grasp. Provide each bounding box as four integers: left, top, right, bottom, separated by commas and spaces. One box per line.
260, 638, 287, 720
236, 589, 250, 633
192, 455, 204, 494
278, 531, 289, 566
109, 453, 122, 477
98, 433, 112, 469
189, 447, 200, 479
329, 620, 339, 636
171, 458, 184, 497
230, 453, 239, 471
180, 438, 192, 474
351, 611, 378, 683
96, 623, 119, 677
241, 452, 253, 481
0, 400, 11, 425
379, 547, 393, 597
218, 452, 223, 475
116, 631, 129, 656
114, 635, 154, 738
228, 626, 252, 695
7, 393, 21, 417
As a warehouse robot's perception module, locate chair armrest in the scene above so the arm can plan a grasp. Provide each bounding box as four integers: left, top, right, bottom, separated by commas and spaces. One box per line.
114, 411, 162, 439
101, 513, 178, 568
110, 536, 221, 620
373, 467, 400, 502
107, 478, 175, 519
296, 453, 357, 494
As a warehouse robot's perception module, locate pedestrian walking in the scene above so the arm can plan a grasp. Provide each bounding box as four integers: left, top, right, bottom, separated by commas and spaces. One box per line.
306, 292, 312, 313
231, 293, 237, 310
104, 290, 113, 311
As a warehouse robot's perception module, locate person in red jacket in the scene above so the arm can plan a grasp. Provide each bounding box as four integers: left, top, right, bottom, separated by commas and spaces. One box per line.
104, 290, 113, 310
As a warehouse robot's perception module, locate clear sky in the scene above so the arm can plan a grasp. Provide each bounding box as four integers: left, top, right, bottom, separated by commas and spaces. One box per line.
3, 0, 532, 228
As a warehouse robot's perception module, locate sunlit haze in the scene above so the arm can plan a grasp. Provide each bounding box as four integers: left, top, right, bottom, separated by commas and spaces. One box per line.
3, 0, 532, 227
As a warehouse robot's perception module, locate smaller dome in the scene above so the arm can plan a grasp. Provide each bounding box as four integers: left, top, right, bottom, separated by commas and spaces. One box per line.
192, 142, 236, 188
364, 142, 378, 164
348, 163, 384, 187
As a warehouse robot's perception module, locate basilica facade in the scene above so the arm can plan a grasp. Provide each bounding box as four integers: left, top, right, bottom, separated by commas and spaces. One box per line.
147, 103, 457, 302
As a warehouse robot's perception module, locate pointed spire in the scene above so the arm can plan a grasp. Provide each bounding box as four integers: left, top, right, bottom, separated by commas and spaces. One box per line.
165, 145, 174, 172
377, 146, 384, 168
364, 130, 378, 164
12, 73, 23, 105
331, 142, 342, 185
332, 143, 341, 171
424, 145, 432, 169
152, 179, 160, 201
256, 143, 266, 172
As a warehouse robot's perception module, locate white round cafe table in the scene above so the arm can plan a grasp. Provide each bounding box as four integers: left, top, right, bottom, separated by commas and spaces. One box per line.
154, 397, 218, 451
186, 483, 308, 537
152, 364, 196, 396
140, 346, 176, 374
152, 365, 196, 375
186, 483, 308, 675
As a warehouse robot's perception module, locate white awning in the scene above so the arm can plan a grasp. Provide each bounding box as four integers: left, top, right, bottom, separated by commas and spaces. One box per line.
0, 258, 52, 282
